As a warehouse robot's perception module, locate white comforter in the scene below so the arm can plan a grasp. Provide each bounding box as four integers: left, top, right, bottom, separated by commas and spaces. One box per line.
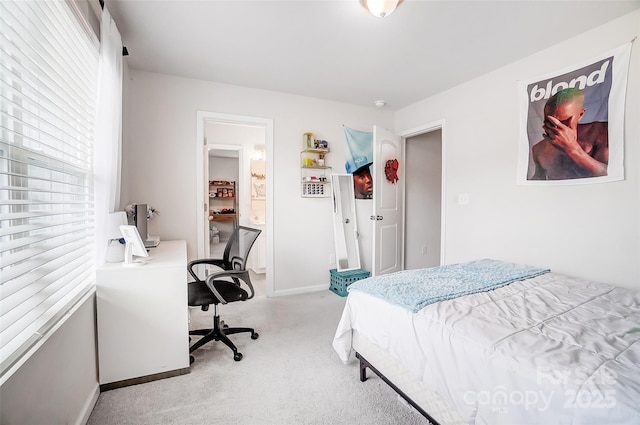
332, 272, 640, 425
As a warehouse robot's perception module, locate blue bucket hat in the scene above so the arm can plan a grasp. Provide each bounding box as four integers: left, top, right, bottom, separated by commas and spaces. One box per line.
346, 155, 372, 174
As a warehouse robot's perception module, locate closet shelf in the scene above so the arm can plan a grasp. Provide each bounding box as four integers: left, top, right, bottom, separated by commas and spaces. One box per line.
209, 213, 237, 222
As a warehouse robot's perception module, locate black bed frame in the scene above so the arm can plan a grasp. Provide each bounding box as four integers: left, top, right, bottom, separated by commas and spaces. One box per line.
356, 352, 441, 425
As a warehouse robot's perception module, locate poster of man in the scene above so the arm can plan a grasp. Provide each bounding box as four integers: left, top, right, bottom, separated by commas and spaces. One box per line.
517, 43, 630, 185
531, 87, 608, 180
343, 127, 373, 199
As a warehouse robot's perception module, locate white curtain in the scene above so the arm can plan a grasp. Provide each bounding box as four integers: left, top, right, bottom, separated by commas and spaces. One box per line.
94, 5, 124, 265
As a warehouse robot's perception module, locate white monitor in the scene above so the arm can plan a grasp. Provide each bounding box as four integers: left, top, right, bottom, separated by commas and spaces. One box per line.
119, 224, 149, 265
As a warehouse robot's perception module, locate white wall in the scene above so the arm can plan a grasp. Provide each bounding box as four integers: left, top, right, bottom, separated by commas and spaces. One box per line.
395, 11, 640, 289
0, 297, 99, 425
122, 71, 393, 294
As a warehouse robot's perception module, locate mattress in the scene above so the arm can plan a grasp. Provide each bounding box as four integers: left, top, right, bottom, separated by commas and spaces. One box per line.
333, 271, 640, 424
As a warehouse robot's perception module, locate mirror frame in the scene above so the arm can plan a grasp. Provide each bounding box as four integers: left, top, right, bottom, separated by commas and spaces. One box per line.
331, 174, 361, 272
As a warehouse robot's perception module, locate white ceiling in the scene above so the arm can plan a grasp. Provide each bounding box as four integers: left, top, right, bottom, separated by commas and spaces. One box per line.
104, 0, 639, 110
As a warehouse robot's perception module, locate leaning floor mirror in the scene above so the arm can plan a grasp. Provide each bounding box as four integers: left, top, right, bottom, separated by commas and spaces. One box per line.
331, 174, 361, 272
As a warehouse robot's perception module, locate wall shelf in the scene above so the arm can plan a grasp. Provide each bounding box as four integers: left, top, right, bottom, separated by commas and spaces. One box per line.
301, 147, 330, 198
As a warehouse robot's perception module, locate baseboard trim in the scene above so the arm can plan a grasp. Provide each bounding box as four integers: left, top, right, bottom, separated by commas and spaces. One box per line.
99, 367, 190, 392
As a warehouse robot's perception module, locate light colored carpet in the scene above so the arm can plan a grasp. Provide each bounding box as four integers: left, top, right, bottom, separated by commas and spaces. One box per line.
87, 290, 430, 425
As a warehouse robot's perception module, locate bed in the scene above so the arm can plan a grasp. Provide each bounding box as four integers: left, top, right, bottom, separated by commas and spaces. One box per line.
332, 259, 640, 425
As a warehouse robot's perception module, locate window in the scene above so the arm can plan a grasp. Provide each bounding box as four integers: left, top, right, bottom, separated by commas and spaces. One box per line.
0, 0, 99, 380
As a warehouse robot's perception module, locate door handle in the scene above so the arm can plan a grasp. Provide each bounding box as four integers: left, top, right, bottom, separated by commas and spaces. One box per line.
369, 215, 383, 221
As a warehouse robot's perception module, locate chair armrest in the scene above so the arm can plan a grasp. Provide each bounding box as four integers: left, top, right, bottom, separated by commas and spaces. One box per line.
187, 258, 225, 281
205, 269, 255, 304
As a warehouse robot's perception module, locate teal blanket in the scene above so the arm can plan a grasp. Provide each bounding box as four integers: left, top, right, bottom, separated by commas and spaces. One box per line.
348, 259, 550, 312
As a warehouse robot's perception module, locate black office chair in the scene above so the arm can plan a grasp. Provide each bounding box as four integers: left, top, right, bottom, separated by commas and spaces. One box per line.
188, 226, 262, 362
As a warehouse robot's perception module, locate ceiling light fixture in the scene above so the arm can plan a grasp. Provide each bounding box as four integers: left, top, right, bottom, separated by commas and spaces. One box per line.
374, 100, 386, 108
360, 0, 403, 18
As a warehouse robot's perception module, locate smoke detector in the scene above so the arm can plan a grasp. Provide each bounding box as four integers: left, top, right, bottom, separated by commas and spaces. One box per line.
374, 100, 386, 108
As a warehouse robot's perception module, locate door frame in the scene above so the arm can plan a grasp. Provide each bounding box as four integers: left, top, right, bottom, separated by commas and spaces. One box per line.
399, 119, 447, 265
196, 111, 275, 297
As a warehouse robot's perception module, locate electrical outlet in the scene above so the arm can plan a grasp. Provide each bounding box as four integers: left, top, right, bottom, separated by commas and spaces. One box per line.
421, 245, 427, 255
329, 254, 336, 264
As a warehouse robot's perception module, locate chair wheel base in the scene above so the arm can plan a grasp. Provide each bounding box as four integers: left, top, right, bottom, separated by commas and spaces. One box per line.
189, 316, 259, 362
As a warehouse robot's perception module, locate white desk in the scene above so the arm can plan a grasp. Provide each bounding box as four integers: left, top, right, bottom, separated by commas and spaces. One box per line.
96, 240, 190, 389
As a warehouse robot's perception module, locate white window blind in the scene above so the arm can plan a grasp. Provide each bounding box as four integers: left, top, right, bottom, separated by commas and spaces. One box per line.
0, 0, 99, 380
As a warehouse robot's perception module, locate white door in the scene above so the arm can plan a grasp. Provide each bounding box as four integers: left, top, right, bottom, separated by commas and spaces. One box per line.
372, 126, 404, 276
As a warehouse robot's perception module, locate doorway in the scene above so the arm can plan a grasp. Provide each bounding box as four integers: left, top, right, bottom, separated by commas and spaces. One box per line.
207, 144, 241, 258
196, 112, 274, 297
400, 121, 446, 269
